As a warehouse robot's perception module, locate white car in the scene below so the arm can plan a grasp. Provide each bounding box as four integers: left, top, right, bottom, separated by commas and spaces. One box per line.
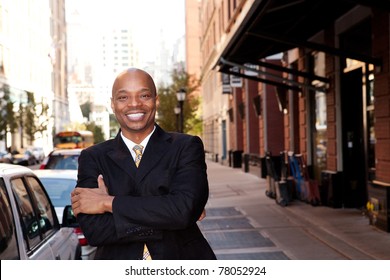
0, 163, 80, 260
40, 148, 82, 170
34, 169, 97, 260
31, 147, 45, 163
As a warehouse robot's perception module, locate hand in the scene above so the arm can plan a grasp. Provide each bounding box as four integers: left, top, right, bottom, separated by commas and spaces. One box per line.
71, 175, 114, 217
198, 209, 206, 221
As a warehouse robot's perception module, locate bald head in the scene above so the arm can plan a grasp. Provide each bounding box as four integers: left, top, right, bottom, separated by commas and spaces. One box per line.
112, 68, 157, 97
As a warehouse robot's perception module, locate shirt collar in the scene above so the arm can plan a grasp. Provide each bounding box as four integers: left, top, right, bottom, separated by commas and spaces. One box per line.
120, 125, 156, 156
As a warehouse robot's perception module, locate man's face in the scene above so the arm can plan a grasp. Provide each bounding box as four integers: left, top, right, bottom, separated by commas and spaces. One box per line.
111, 70, 159, 140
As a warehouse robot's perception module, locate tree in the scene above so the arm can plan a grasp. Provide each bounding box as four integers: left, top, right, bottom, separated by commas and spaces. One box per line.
86, 122, 105, 144
23, 91, 37, 143
0, 85, 18, 144
17, 91, 50, 146
109, 113, 120, 138
80, 101, 92, 120
156, 68, 202, 136
34, 98, 50, 141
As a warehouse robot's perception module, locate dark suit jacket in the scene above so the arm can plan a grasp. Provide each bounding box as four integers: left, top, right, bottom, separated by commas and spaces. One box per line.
76, 124, 216, 260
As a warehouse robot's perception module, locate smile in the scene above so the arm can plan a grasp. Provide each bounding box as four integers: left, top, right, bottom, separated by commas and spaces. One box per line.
126, 113, 145, 121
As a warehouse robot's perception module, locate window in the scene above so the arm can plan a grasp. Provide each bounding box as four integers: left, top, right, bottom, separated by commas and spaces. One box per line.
310, 52, 327, 181
11, 176, 57, 254
0, 179, 19, 259
26, 177, 56, 236
366, 68, 375, 179
11, 178, 41, 250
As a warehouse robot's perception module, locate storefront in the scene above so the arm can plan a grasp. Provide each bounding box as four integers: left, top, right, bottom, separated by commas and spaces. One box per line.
207, 0, 390, 230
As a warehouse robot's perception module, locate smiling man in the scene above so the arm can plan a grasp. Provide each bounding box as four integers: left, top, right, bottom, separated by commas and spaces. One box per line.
71, 68, 216, 260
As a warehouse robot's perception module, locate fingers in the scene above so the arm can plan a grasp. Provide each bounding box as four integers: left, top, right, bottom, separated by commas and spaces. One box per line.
71, 204, 79, 217
97, 174, 108, 194
71, 195, 79, 217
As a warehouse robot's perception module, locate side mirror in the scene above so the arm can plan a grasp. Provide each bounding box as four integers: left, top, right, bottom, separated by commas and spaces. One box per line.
62, 205, 78, 227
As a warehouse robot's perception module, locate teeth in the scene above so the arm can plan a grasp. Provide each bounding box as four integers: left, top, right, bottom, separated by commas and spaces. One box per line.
126, 113, 144, 120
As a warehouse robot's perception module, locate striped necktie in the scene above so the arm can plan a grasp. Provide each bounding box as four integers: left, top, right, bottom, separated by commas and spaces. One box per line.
133, 144, 143, 168
132, 145, 152, 260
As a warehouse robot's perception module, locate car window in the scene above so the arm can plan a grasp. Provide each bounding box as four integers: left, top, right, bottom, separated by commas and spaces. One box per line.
11, 176, 58, 255
11, 178, 42, 250
46, 155, 79, 169
0, 178, 19, 260
25, 176, 57, 236
39, 178, 75, 207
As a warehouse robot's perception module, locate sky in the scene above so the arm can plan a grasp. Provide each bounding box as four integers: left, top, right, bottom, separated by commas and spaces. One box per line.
66, 0, 186, 62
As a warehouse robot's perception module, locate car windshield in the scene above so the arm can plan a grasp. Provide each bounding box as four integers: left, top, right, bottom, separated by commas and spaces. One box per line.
46, 155, 79, 169
39, 178, 76, 207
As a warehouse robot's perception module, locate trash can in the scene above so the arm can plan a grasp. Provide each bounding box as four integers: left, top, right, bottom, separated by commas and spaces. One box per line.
320, 171, 342, 208
265, 154, 278, 199
260, 157, 267, 179
232, 150, 243, 168
275, 180, 290, 207
243, 153, 250, 173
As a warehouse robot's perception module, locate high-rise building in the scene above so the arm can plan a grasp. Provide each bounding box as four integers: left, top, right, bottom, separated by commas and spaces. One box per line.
0, 0, 65, 154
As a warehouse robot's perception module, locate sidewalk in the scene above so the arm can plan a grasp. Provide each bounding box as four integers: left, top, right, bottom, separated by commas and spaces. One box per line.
199, 160, 390, 260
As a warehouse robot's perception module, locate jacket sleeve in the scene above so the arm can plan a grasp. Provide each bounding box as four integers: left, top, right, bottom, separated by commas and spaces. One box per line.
76, 148, 162, 247
112, 135, 209, 239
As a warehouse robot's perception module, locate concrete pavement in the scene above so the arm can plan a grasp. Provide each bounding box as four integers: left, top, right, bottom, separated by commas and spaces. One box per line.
199, 160, 390, 260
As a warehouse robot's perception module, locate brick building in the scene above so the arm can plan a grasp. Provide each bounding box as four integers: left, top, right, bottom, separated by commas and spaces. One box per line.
192, 0, 390, 232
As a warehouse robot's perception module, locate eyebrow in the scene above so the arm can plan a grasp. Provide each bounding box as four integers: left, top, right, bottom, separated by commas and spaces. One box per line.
115, 88, 152, 94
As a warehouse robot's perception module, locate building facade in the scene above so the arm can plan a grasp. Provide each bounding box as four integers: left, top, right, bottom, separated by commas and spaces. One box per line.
0, 0, 67, 154
195, 0, 390, 232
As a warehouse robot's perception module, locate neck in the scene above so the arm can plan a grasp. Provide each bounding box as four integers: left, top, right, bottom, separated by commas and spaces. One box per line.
121, 126, 155, 144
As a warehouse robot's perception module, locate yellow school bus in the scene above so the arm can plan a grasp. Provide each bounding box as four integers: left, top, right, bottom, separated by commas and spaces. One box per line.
54, 131, 94, 149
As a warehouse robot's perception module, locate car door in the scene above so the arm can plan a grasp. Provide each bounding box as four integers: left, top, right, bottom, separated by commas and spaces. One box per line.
0, 178, 19, 259
24, 176, 78, 260
10, 176, 56, 259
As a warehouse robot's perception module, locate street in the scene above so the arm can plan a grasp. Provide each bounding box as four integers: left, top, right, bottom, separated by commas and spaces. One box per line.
201, 160, 390, 260
27, 160, 390, 260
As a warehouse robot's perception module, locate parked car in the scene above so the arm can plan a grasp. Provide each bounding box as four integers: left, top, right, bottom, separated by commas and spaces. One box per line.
0, 163, 81, 260
10, 149, 37, 166
0, 151, 12, 163
31, 147, 45, 163
40, 148, 82, 170
34, 169, 97, 260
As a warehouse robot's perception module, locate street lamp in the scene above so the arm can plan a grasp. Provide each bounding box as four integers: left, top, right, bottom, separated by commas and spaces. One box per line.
174, 105, 181, 132
176, 88, 186, 133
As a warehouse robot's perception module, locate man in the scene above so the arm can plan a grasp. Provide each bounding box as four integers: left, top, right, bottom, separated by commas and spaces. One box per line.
71, 68, 216, 260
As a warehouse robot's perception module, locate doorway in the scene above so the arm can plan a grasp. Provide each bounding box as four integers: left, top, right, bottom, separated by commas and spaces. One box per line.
340, 67, 367, 208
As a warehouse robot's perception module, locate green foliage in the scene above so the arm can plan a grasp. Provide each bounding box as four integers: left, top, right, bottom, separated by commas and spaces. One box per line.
22, 91, 50, 143
0, 85, 18, 140
0, 86, 50, 145
156, 68, 203, 136
109, 114, 120, 138
86, 122, 105, 144
35, 99, 50, 138
23, 91, 37, 142
80, 101, 92, 120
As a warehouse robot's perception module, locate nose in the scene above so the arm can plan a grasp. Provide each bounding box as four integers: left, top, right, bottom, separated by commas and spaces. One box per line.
126, 95, 143, 106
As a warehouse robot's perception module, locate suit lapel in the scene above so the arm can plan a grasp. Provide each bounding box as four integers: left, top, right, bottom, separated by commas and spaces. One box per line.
135, 125, 171, 183
107, 133, 137, 179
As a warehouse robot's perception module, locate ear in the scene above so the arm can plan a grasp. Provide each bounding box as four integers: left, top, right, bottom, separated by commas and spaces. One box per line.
110, 98, 115, 113
155, 95, 160, 108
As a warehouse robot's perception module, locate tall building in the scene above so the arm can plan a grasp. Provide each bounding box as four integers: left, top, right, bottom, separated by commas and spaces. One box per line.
185, 0, 202, 80
0, 0, 65, 154
65, 1, 185, 140
50, 0, 69, 135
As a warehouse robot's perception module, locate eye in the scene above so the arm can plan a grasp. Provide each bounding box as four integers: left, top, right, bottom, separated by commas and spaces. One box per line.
116, 95, 128, 102
139, 93, 153, 101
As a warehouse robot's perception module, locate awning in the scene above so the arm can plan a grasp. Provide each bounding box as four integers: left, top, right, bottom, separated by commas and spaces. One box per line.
216, 0, 388, 90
